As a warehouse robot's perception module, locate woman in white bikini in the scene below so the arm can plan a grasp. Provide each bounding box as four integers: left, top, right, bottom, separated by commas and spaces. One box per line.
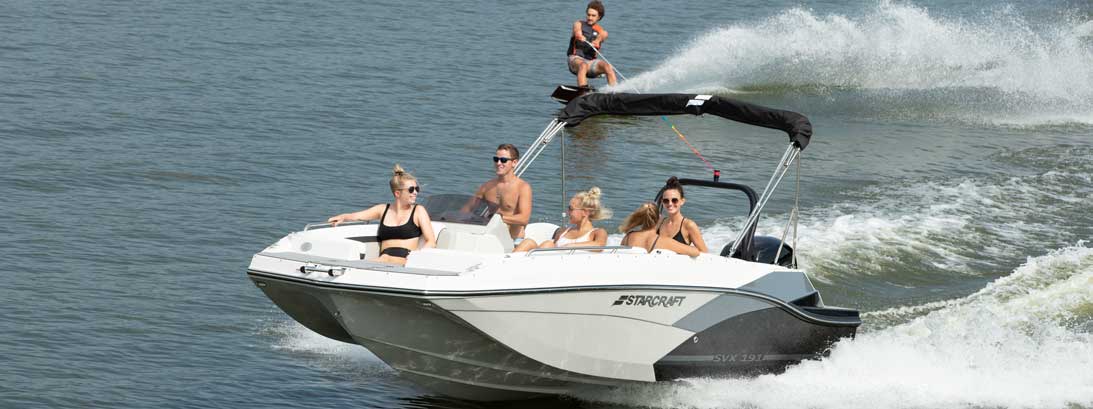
514, 186, 611, 251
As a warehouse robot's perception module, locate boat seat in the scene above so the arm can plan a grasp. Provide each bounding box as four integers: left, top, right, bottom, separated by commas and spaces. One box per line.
436, 229, 507, 254
486, 214, 514, 251
435, 215, 512, 254
280, 223, 383, 261
524, 222, 561, 244
343, 236, 379, 259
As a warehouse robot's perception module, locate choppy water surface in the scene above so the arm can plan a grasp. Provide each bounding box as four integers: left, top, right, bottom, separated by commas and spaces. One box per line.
2, 0, 1090, 408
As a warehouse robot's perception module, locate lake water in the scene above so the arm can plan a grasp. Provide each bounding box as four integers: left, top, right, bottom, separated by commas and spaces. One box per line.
2, 0, 1091, 408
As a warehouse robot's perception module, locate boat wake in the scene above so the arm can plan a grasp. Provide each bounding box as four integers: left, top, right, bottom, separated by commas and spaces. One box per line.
615, 1, 1093, 127
693, 146, 1093, 283
265, 320, 389, 370
572, 243, 1093, 409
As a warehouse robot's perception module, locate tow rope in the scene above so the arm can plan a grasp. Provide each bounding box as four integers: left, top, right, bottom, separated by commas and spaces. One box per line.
662, 116, 716, 173
586, 41, 721, 181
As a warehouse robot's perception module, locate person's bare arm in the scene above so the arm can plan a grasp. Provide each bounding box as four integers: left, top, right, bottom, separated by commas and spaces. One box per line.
572, 21, 585, 42
655, 236, 701, 257
685, 220, 708, 253
328, 204, 385, 226
461, 183, 489, 212
415, 205, 437, 248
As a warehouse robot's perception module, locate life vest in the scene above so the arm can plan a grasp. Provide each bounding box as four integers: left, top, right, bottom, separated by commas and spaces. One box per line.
567, 20, 602, 60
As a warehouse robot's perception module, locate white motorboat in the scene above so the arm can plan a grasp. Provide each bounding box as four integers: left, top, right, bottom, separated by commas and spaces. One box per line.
247, 93, 861, 401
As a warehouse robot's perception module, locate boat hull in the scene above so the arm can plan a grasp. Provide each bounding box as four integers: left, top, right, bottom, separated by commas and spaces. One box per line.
248, 269, 857, 400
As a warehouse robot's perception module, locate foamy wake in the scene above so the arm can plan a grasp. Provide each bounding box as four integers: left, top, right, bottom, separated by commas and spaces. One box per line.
614, 1, 1093, 126
687, 150, 1092, 282
264, 320, 391, 373
574, 244, 1093, 409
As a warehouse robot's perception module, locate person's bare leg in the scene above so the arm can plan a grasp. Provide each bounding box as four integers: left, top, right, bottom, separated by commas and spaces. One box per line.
576, 61, 590, 87
602, 61, 617, 86
538, 240, 557, 249
514, 239, 538, 252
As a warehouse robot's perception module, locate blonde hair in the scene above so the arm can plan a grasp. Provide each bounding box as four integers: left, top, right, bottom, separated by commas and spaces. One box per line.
618, 202, 659, 233
388, 164, 416, 193
574, 186, 612, 220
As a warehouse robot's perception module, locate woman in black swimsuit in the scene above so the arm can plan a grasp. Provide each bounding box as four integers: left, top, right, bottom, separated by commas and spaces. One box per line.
327, 164, 436, 265
619, 202, 700, 257
656, 177, 708, 253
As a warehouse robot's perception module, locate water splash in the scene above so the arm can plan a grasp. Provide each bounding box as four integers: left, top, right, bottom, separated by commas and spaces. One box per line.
264, 320, 391, 372
573, 244, 1093, 409
695, 146, 1092, 281
616, 2, 1093, 126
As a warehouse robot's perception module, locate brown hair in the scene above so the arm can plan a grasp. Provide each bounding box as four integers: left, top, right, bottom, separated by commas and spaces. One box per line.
574, 186, 612, 220
587, 1, 605, 20
660, 176, 685, 198
618, 202, 659, 233
496, 143, 520, 160
388, 164, 417, 193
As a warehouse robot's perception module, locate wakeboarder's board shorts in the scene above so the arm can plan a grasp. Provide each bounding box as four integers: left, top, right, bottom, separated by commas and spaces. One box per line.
568, 55, 605, 77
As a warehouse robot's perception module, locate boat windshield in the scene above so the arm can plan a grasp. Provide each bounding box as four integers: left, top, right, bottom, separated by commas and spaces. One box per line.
422, 194, 499, 226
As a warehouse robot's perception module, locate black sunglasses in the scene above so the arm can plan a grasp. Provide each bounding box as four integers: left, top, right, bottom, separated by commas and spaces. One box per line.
661, 197, 680, 205
403, 186, 421, 193
492, 156, 513, 164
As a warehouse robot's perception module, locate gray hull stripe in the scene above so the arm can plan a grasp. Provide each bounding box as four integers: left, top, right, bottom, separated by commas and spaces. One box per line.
739, 270, 816, 302
674, 295, 772, 332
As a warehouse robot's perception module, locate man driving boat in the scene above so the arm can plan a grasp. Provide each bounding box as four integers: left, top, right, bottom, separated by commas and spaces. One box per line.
472, 144, 533, 241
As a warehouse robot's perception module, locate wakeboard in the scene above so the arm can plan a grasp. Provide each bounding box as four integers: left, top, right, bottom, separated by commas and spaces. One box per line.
551, 84, 595, 104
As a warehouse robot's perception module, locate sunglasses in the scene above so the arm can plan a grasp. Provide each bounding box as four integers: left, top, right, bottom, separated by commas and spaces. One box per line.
661, 197, 680, 205
493, 156, 514, 164
403, 186, 421, 194
567, 206, 587, 212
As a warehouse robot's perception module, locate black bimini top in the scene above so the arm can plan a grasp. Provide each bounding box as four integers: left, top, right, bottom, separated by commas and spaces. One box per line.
557, 93, 813, 150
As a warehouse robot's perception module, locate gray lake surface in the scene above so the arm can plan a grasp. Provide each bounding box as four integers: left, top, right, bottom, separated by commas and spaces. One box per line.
2, 0, 1091, 408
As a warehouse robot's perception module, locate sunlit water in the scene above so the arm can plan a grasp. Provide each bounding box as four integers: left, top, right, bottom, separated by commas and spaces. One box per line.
2, 0, 1090, 408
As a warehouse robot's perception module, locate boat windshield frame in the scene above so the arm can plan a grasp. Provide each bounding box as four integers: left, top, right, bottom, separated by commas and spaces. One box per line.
422, 193, 500, 226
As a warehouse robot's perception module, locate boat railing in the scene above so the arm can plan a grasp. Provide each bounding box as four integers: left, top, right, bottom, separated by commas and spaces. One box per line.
304, 220, 375, 231
525, 246, 632, 256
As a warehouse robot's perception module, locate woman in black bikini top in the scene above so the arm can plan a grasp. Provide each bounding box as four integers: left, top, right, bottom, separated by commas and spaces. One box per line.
657, 177, 708, 253
375, 203, 423, 258
619, 203, 701, 257
327, 164, 436, 265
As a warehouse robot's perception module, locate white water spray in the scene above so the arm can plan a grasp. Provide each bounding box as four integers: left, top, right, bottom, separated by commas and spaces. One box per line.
574, 244, 1093, 409
618, 2, 1093, 125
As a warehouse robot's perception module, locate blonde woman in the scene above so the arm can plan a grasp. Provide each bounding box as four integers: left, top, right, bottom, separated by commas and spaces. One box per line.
327, 164, 436, 265
619, 203, 701, 257
515, 186, 612, 251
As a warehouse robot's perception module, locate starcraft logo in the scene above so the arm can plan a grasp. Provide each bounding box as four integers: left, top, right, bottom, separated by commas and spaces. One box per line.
612, 295, 686, 308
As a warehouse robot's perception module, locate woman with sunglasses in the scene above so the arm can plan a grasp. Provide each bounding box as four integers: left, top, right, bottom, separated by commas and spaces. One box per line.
619, 202, 701, 257
327, 164, 436, 265
656, 177, 708, 253
514, 186, 612, 251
